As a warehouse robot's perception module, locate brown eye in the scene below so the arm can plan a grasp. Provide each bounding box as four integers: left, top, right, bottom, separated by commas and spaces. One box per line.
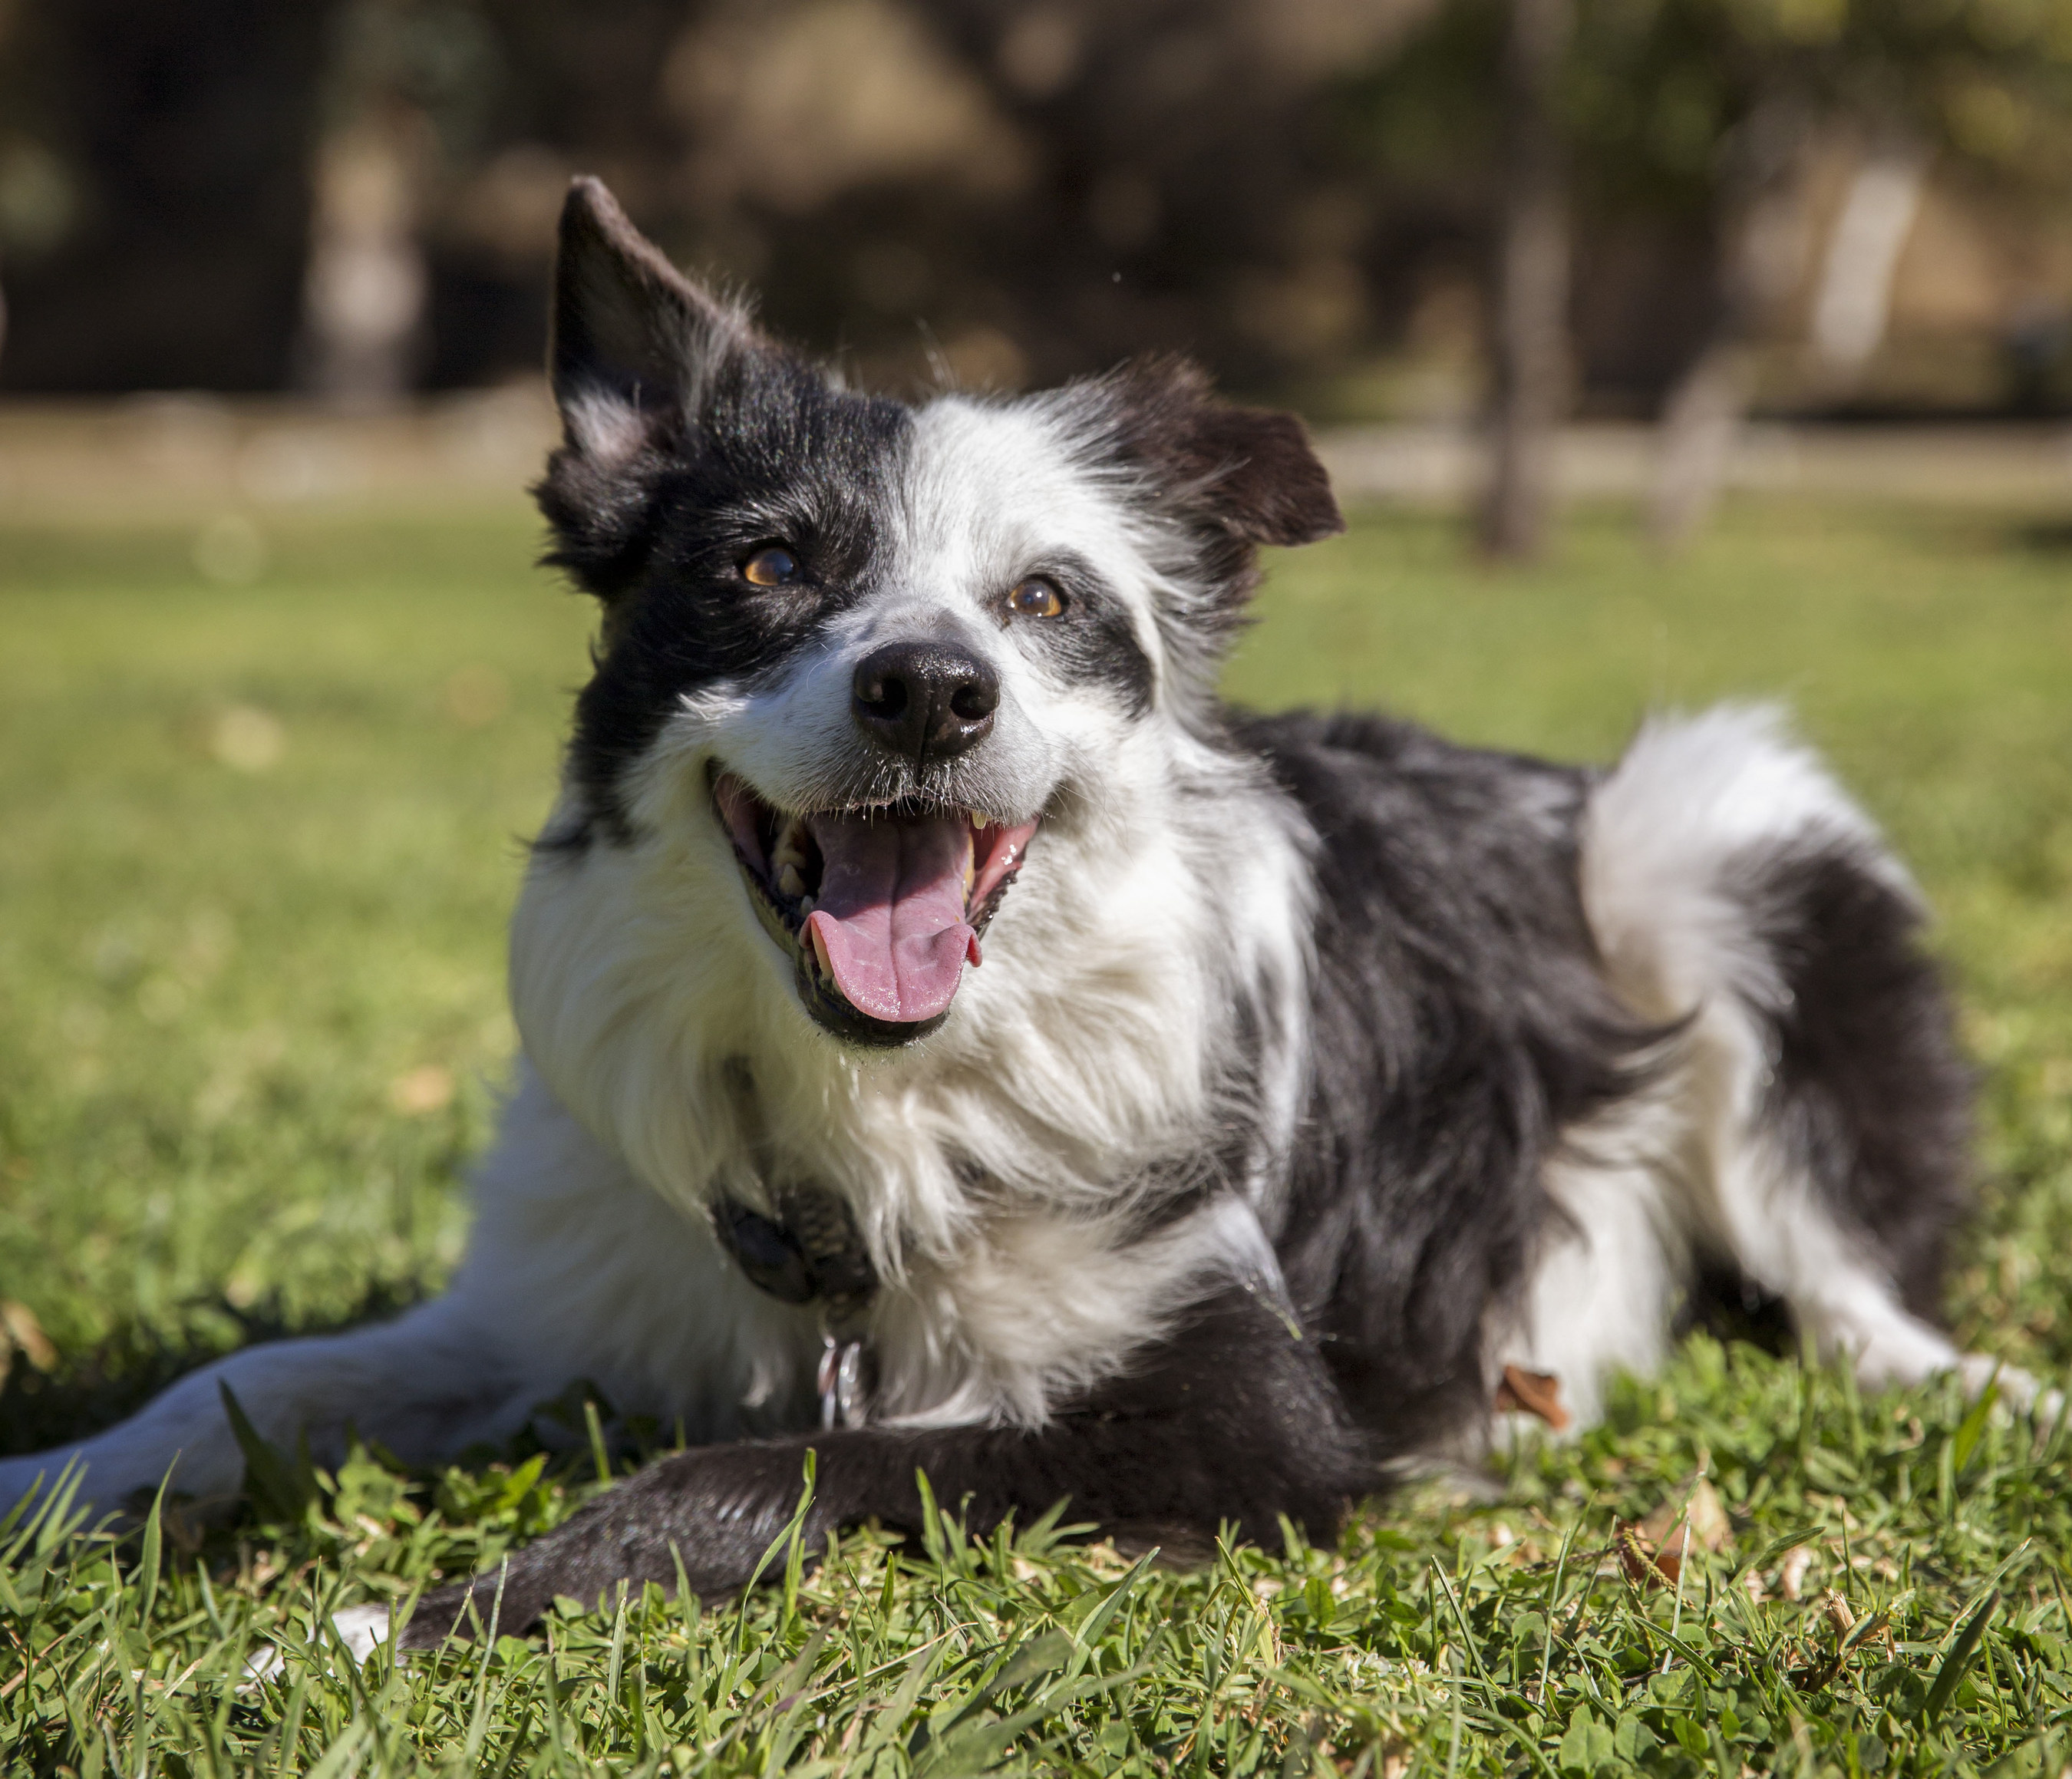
742, 545, 799, 587
1006, 576, 1064, 619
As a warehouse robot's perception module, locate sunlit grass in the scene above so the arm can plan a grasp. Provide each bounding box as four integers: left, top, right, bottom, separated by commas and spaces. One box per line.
1, 493, 2068, 1774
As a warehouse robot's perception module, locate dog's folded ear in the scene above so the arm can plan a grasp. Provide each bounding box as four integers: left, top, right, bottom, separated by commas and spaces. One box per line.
548, 177, 759, 465
1107, 357, 1343, 549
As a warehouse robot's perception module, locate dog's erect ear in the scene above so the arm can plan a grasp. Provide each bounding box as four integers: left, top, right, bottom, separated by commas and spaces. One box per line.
1109, 358, 1343, 548
549, 177, 756, 461
539, 180, 770, 605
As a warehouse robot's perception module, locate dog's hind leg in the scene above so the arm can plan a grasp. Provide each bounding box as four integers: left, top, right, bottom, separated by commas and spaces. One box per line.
1580, 707, 2054, 1416
1494, 1107, 1689, 1436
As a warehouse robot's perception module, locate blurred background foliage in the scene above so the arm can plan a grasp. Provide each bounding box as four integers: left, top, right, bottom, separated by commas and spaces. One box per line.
0, 0, 2067, 431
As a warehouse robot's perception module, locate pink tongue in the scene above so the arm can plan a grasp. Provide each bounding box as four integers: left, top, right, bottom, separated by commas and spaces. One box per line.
802, 812, 975, 1024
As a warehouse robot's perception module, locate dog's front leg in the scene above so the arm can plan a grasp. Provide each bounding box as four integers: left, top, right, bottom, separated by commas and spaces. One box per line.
400, 1284, 1369, 1645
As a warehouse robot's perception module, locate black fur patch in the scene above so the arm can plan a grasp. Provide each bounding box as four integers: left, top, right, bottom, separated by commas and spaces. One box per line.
545, 360, 912, 840
1239, 712, 1665, 1455
1729, 841, 1971, 1318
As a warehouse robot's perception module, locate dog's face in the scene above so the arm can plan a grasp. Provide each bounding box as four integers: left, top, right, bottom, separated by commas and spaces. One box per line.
533, 180, 1341, 1051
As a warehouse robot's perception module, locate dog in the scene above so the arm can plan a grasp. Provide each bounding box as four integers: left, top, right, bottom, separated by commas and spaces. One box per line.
1, 178, 2035, 1648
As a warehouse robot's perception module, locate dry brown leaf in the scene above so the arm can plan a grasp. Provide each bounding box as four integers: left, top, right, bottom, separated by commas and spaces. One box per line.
1493, 1365, 1570, 1431
1615, 1523, 1678, 1588
1780, 1545, 1815, 1601
1686, 1477, 1732, 1550
388, 1064, 456, 1116
1639, 1476, 1734, 1562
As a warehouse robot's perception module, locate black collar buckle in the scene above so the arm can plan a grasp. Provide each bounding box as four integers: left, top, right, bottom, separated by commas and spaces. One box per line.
712, 1187, 879, 1427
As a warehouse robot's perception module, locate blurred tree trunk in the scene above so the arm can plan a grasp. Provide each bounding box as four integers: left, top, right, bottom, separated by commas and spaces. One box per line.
298, 111, 430, 404
1647, 97, 1814, 551
1807, 137, 1928, 380
1480, 0, 1574, 563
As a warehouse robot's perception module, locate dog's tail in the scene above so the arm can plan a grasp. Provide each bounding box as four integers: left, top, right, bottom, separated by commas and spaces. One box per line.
1577, 705, 1970, 1342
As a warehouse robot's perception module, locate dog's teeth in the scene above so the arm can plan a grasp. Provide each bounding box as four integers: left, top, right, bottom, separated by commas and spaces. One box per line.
772, 823, 809, 871
808, 919, 833, 979
972, 813, 989, 830
799, 896, 815, 916
777, 863, 805, 899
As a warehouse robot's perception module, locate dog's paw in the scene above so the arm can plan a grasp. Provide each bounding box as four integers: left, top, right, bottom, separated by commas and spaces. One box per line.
241, 1603, 393, 1688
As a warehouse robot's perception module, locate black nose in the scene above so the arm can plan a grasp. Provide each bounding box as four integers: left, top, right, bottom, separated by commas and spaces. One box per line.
852, 642, 1000, 766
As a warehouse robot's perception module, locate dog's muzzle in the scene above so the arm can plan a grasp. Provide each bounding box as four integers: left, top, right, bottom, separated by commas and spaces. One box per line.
712, 767, 1038, 1045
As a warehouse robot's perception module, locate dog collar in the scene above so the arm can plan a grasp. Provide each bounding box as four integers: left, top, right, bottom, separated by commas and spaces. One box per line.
711, 1188, 876, 1427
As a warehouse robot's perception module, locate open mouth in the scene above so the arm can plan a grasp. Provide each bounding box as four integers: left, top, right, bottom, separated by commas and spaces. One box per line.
712, 768, 1038, 1045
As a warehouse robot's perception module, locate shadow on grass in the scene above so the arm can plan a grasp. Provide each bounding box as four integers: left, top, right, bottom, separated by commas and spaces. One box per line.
2009, 517, 2072, 555
0, 1283, 427, 1459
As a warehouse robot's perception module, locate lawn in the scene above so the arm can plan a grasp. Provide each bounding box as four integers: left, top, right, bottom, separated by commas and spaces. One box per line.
1, 491, 2069, 1775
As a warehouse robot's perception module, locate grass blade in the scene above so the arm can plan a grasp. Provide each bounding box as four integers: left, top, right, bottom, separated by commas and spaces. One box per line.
1924, 1589, 1998, 1728
1951, 1368, 2001, 1475
134, 1474, 167, 1632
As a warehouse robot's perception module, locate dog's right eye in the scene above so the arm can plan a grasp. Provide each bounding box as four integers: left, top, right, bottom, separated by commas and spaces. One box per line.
741, 546, 800, 587
1005, 576, 1065, 619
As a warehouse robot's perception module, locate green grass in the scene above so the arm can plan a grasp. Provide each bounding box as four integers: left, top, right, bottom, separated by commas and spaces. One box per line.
1, 494, 2069, 1775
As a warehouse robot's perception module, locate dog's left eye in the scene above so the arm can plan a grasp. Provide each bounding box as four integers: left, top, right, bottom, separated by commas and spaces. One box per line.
1006, 577, 1065, 619
741, 546, 800, 587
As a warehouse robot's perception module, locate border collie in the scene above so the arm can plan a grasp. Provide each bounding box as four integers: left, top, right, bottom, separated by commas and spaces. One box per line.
1, 180, 2037, 1648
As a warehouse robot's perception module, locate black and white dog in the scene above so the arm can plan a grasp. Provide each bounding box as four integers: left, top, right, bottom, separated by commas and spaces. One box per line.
1, 180, 2036, 1645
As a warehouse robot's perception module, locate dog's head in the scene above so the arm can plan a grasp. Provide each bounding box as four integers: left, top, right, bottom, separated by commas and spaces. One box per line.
534, 178, 1341, 1051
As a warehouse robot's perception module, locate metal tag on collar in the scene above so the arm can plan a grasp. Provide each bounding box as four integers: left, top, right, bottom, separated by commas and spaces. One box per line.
817, 1332, 869, 1429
